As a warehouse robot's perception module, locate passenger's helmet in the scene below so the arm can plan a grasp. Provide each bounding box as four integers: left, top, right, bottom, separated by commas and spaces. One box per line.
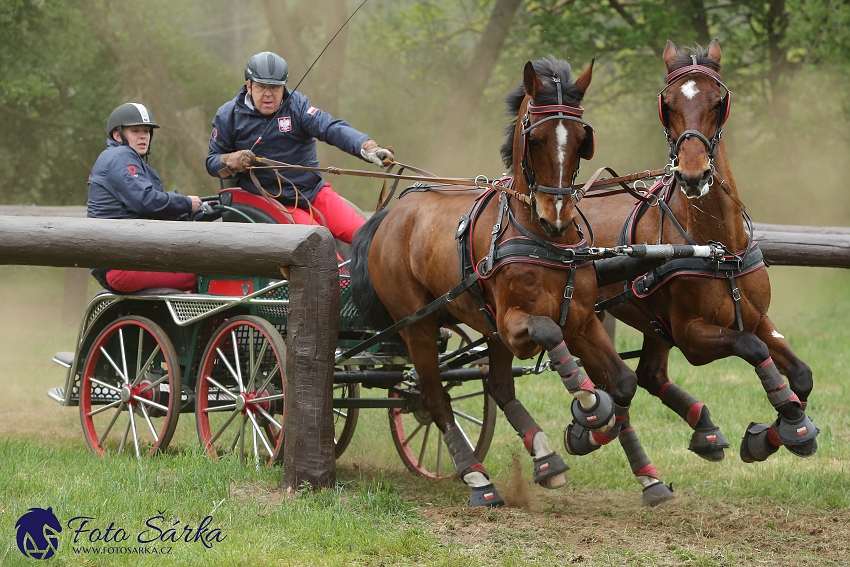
245, 52, 289, 85
106, 103, 160, 138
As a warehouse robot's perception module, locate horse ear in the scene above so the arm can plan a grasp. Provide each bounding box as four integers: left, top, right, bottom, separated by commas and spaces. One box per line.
707, 38, 722, 64
574, 58, 594, 94
523, 61, 543, 98
663, 40, 678, 69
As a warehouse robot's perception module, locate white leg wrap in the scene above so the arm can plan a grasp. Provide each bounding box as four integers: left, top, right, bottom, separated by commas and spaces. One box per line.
462, 471, 491, 488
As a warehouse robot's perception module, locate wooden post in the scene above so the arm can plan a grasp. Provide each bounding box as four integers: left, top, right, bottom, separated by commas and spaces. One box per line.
0, 216, 340, 489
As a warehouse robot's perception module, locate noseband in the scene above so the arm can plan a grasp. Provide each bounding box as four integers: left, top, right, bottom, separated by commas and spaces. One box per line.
658, 55, 732, 162
520, 77, 595, 202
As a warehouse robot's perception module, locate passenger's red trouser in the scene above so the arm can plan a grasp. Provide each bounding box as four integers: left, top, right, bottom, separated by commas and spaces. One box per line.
106, 270, 197, 293
286, 183, 365, 244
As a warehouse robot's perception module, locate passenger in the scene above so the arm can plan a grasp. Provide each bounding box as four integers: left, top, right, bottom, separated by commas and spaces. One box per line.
206, 51, 393, 244
88, 102, 202, 293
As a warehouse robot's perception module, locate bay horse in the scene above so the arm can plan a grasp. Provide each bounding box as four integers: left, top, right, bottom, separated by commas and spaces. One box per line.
582, 39, 818, 464
350, 56, 675, 507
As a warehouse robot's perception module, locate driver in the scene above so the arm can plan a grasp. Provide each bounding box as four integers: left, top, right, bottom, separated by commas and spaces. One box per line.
88, 102, 202, 293
206, 51, 393, 244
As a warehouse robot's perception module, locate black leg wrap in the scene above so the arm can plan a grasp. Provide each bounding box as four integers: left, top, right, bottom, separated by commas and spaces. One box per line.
739, 422, 780, 463
642, 482, 676, 507
570, 389, 615, 430
533, 453, 570, 487
563, 423, 602, 456
774, 414, 819, 457
503, 399, 542, 455
469, 484, 504, 507
688, 426, 730, 462
444, 426, 486, 478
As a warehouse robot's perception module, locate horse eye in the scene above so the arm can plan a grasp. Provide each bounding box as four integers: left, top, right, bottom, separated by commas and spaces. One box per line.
528, 136, 543, 149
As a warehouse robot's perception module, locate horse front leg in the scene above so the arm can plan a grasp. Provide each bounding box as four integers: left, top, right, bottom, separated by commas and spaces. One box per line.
486, 338, 569, 490
401, 319, 504, 507
637, 334, 729, 461
569, 320, 675, 506
676, 321, 819, 463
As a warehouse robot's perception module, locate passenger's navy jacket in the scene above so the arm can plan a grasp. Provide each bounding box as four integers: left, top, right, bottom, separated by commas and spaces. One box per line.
88, 139, 192, 220
206, 85, 370, 206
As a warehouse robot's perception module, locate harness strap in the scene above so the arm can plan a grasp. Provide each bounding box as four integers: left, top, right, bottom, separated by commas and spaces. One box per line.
558, 267, 577, 326
727, 272, 744, 331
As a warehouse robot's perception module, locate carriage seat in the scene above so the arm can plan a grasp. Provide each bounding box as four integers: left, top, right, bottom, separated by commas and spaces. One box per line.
122, 287, 186, 296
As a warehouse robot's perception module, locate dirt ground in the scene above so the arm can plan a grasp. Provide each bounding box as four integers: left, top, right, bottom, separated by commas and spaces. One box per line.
419, 486, 850, 566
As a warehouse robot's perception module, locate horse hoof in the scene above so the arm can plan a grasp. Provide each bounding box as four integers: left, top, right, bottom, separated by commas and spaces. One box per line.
785, 437, 818, 458
533, 452, 570, 488
469, 484, 504, 507
641, 482, 675, 507
740, 422, 780, 463
540, 472, 567, 490
688, 427, 729, 462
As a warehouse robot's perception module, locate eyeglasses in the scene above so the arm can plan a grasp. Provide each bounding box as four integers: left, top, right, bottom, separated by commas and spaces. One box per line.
251, 83, 284, 94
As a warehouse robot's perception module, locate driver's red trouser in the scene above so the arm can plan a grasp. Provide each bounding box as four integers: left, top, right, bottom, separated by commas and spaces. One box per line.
286, 183, 365, 244
106, 270, 197, 293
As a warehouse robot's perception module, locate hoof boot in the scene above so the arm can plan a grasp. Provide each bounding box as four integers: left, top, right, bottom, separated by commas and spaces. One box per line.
785, 437, 818, 458
570, 388, 614, 429
563, 423, 602, 456
688, 427, 729, 462
740, 422, 780, 463
641, 482, 675, 507
469, 484, 504, 508
533, 453, 569, 488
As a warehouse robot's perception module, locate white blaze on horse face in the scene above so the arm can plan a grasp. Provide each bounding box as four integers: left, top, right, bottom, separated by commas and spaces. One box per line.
681, 79, 700, 100
556, 122, 568, 186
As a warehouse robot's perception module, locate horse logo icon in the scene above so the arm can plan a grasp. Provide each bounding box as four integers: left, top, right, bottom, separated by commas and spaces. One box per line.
15, 507, 62, 560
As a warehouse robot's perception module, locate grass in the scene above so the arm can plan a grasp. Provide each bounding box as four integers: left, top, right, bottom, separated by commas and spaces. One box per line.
0, 264, 848, 566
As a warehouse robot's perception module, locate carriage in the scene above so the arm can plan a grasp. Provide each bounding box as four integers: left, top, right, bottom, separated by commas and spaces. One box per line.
45, 186, 527, 476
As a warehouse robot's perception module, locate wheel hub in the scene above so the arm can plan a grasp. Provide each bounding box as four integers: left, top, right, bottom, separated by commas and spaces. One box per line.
120, 386, 132, 403
235, 394, 247, 412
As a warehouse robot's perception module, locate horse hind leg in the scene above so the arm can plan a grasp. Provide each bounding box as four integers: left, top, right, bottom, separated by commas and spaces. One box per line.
618, 422, 676, 506
637, 335, 729, 461
403, 321, 504, 507
487, 334, 569, 490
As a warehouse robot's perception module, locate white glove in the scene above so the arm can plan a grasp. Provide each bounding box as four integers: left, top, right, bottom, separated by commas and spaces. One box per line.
361, 140, 394, 166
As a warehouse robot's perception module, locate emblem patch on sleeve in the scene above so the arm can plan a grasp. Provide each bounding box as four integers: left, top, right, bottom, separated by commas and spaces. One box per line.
278, 117, 292, 132
126, 165, 137, 177
307, 107, 318, 115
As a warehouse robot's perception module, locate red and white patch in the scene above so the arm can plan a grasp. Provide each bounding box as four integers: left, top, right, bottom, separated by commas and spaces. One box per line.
307, 106, 318, 115
213, 127, 218, 139
126, 165, 137, 177
278, 117, 292, 132
586, 415, 598, 423
484, 492, 495, 501
797, 426, 808, 436
706, 434, 717, 442
539, 463, 550, 471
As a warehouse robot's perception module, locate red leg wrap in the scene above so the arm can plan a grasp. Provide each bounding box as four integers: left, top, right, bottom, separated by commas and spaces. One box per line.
686, 402, 705, 428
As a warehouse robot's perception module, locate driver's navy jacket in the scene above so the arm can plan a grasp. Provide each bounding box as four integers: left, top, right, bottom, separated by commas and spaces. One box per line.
87, 138, 192, 220
206, 85, 370, 207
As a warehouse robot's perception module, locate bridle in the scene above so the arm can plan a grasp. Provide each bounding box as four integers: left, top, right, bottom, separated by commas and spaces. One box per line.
658, 55, 731, 163
519, 77, 595, 203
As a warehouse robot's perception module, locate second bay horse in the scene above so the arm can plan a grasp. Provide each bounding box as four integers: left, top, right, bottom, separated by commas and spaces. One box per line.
582, 39, 818, 464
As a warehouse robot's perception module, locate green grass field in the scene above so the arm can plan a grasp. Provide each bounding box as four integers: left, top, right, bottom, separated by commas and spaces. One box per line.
0, 264, 848, 566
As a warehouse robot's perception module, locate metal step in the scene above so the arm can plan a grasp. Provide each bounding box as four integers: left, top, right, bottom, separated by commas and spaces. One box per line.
52, 352, 74, 368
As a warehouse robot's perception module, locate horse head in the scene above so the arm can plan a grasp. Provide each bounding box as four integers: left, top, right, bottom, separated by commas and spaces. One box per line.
660, 39, 730, 198
501, 56, 595, 238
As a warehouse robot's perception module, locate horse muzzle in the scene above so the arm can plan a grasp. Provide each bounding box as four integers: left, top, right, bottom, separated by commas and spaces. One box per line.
674, 167, 712, 199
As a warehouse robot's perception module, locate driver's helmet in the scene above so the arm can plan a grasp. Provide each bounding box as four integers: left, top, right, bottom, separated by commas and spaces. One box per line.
245, 52, 288, 85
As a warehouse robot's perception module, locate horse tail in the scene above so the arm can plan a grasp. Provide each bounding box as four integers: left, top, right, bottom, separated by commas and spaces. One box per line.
349, 210, 395, 330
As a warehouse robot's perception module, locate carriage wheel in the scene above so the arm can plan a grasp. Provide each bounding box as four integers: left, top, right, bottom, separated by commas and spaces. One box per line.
388, 325, 497, 478
79, 316, 181, 457
333, 381, 359, 458
195, 316, 286, 467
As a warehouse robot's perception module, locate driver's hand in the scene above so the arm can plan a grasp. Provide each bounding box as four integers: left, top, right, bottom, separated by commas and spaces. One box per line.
189, 195, 202, 212
223, 150, 256, 173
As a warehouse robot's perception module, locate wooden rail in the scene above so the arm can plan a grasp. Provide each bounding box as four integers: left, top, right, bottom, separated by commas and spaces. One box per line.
0, 213, 340, 490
